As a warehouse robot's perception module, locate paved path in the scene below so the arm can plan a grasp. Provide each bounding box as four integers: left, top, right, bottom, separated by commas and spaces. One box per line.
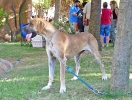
0, 58, 14, 76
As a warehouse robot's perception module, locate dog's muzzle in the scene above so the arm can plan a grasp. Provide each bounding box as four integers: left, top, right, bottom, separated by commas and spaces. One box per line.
23, 26, 37, 38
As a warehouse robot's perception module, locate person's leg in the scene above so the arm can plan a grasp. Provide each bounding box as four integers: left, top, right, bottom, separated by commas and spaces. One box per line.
79, 23, 84, 32
105, 36, 109, 47
69, 22, 76, 33
110, 20, 116, 46
112, 20, 117, 46
100, 24, 105, 47
105, 24, 111, 47
84, 25, 89, 32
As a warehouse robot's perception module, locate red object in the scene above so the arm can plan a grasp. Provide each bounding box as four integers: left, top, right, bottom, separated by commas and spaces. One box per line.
76, 23, 79, 30
101, 8, 112, 24
83, 19, 89, 26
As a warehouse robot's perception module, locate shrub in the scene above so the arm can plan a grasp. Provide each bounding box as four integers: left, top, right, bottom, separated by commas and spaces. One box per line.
53, 15, 76, 34
0, 7, 8, 28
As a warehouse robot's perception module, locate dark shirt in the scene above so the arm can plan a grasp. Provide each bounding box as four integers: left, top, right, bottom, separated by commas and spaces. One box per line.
113, 8, 118, 19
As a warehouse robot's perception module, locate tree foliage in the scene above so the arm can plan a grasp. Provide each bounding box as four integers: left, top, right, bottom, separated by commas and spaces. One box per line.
32, 0, 52, 17
0, 7, 8, 28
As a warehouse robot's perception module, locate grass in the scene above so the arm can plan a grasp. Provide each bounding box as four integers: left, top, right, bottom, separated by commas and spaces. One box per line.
0, 42, 132, 100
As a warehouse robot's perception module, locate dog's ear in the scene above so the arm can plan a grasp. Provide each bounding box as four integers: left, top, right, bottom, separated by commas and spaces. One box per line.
37, 19, 46, 33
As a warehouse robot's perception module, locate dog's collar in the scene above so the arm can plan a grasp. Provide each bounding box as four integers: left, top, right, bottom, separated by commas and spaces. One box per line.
50, 30, 58, 41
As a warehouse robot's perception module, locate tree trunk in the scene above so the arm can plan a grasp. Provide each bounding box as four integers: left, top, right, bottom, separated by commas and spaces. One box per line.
110, 0, 132, 93
89, 0, 102, 51
0, 0, 24, 42
38, 6, 43, 18
19, 0, 32, 24
54, 0, 61, 22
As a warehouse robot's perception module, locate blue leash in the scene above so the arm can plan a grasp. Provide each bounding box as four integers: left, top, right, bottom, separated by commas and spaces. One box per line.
41, 34, 105, 95
66, 66, 105, 95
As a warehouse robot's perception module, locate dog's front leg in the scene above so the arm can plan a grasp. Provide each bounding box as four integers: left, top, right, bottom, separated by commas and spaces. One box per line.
42, 53, 55, 90
71, 54, 81, 81
59, 58, 67, 94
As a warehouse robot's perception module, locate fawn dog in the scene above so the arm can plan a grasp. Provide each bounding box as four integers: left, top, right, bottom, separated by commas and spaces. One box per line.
24, 18, 107, 94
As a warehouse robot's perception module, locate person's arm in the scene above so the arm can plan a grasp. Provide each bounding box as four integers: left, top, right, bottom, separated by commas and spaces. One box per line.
115, 8, 118, 27
110, 10, 113, 22
83, 3, 87, 25
72, 12, 77, 16
110, 14, 113, 22
83, 13, 86, 21
70, 6, 77, 16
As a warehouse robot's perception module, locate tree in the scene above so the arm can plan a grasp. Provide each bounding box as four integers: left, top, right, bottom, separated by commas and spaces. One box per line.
19, 0, 32, 24
0, 0, 31, 42
54, 0, 61, 22
32, 0, 52, 18
110, 0, 132, 93
0, 0, 24, 42
89, 0, 102, 51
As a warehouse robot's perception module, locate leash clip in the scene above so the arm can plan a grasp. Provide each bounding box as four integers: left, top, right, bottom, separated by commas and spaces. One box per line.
92, 88, 106, 95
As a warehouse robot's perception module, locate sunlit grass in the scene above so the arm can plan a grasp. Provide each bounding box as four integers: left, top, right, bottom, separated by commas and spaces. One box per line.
0, 42, 132, 100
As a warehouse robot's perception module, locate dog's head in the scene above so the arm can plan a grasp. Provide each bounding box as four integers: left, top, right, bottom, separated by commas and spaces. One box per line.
24, 18, 56, 38
24, 18, 46, 34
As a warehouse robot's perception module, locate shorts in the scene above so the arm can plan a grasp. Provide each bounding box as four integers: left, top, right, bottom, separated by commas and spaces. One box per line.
100, 24, 111, 36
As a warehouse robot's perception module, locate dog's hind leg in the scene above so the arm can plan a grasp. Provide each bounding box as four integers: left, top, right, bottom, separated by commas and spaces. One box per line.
71, 51, 84, 81
42, 52, 56, 90
89, 44, 107, 80
93, 52, 107, 80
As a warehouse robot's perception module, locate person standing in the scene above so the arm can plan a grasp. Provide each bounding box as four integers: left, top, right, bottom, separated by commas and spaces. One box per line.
69, 0, 80, 33
110, 0, 118, 46
100, 2, 113, 47
83, 1, 91, 32
76, 2, 87, 32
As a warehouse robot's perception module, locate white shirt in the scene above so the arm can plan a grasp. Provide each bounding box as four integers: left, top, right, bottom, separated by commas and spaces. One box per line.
83, 2, 91, 19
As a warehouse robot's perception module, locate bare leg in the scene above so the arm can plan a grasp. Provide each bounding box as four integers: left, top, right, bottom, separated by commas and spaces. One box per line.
106, 36, 109, 47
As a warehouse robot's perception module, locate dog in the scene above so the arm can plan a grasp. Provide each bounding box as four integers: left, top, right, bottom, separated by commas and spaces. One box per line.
24, 18, 107, 94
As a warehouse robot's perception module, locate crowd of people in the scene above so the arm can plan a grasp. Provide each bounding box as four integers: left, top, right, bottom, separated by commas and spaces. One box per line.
69, 0, 118, 47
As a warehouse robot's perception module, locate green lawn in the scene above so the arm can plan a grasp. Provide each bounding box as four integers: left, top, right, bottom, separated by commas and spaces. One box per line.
0, 42, 132, 100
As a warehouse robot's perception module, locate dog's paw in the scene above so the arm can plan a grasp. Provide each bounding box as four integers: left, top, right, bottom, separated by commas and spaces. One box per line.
41, 86, 50, 90
71, 76, 78, 81
102, 75, 107, 80
59, 87, 66, 94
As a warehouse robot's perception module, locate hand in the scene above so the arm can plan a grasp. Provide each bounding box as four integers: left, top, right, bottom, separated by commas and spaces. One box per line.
72, 12, 77, 16
83, 19, 90, 26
